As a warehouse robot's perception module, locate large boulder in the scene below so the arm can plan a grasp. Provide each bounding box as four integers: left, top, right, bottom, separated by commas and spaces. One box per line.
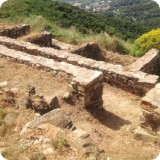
20, 109, 72, 135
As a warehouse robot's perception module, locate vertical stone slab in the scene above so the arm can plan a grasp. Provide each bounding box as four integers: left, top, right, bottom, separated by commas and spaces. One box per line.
71, 73, 104, 108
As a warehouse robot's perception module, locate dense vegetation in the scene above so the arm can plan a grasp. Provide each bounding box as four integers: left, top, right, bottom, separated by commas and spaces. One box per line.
133, 29, 160, 57
105, 0, 160, 33
0, 0, 146, 40
0, 0, 159, 56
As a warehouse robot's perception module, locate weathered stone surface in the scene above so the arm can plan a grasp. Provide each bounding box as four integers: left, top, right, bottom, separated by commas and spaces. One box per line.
52, 38, 74, 50
0, 36, 158, 96
0, 81, 8, 88
128, 49, 160, 75
134, 127, 158, 142
0, 44, 104, 108
140, 83, 160, 132
0, 24, 30, 39
71, 43, 106, 61
42, 147, 54, 155
70, 128, 97, 156
20, 109, 72, 135
45, 95, 60, 109
63, 92, 71, 100
22, 31, 52, 47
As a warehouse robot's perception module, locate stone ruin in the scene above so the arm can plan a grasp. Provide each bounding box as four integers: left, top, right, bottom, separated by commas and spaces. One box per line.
71, 43, 107, 61
0, 24, 160, 138
21, 31, 53, 47
0, 24, 30, 39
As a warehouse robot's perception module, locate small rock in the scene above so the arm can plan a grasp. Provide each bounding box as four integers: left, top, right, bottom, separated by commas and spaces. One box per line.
72, 128, 90, 139
45, 95, 60, 109
63, 92, 71, 100
0, 81, 8, 88
34, 113, 41, 117
10, 88, 19, 94
52, 70, 58, 76
42, 148, 54, 155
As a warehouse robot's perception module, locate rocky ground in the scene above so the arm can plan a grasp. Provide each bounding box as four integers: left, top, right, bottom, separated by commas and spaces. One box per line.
0, 58, 159, 160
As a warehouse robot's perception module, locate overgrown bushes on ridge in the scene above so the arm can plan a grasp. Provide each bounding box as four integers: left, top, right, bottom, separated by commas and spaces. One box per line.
133, 29, 160, 57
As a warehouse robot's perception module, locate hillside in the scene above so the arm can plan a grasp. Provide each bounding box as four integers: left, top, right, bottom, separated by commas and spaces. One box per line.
0, 0, 146, 40
105, 0, 160, 32
53, 0, 160, 38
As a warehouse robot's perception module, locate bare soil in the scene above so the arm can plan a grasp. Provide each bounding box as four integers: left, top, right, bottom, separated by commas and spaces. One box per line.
103, 50, 137, 66
0, 58, 159, 160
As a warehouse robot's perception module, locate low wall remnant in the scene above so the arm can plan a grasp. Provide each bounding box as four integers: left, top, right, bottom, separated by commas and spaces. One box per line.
0, 24, 30, 38
128, 49, 160, 75
0, 45, 104, 108
140, 83, 160, 132
22, 31, 52, 47
0, 36, 158, 96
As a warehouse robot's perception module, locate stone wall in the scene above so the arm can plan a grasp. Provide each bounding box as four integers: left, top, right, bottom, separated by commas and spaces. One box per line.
0, 36, 158, 96
140, 83, 160, 133
71, 43, 107, 61
22, 31, 52, 47
128, 49, 160, 75
0, 24, 30, 39
0, 45, 104, 108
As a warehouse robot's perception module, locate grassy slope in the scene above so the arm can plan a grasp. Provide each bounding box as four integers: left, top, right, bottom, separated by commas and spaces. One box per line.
0, 0, 134, 54
105, 0, 160, 31
0, 0, 146, 40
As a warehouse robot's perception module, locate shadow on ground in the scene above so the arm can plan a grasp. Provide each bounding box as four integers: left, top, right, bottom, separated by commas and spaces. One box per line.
86, 107, 131, 130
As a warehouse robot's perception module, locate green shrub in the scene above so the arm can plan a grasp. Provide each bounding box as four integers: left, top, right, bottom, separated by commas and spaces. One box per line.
133, 29, 160, 57
112, 39, 129, 54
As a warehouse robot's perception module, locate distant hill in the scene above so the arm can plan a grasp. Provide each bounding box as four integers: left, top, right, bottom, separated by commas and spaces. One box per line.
52, 0, 160, 37
0, 0, 148, 40
105, 0, 160, 31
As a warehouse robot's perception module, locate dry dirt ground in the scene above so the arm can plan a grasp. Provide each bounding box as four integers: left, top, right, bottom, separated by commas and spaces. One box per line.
103, 51, 137, 66
0, 58, 159, 160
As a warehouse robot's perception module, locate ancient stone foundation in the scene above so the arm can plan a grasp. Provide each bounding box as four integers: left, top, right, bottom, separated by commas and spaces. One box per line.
0, 24, 30, 38
140, 83, 160, 132
128, 49, 160, 75
0, 36, 158, 96
1, 24, 160, 139
71, 43, 106, 61
22, 31, 52, 47
0, 45, 104, 108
